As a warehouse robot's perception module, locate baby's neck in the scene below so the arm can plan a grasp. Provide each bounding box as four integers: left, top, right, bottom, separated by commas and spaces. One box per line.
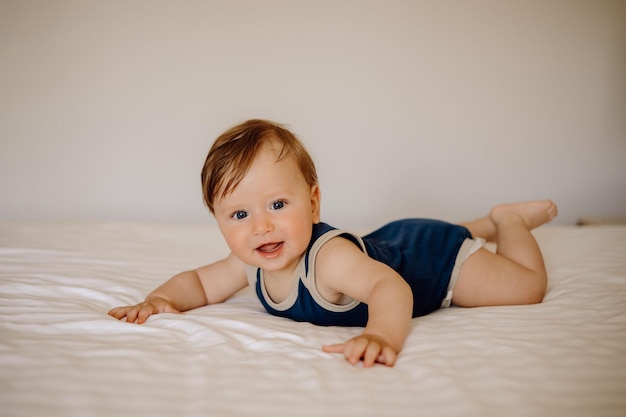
261, 267, 299, 304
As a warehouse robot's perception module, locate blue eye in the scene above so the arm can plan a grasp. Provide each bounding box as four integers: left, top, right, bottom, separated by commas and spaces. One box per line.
232, 211, 248, 220
271, 200, 285, 210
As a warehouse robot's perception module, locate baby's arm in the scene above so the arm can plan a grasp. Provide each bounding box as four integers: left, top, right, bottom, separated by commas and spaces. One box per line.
108, 253, 248, 324
316, 238, 413, 367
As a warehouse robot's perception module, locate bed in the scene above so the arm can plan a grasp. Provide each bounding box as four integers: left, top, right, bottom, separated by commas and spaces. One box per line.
1, 219, 625, 417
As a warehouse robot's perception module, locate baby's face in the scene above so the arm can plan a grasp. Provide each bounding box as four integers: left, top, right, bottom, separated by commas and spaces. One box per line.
213, 142, 320, 275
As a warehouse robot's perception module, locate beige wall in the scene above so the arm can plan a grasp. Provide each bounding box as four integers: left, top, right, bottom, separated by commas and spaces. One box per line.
1, 0, 625, 229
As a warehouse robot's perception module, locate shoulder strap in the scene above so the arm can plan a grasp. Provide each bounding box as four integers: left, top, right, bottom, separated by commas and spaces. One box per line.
301, 229, 366, 312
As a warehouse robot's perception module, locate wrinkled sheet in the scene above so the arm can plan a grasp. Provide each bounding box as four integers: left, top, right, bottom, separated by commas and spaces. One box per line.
1, 220, 625, 417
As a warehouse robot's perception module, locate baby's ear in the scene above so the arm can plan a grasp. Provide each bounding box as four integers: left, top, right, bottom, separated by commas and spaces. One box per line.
310, 185, 321, 223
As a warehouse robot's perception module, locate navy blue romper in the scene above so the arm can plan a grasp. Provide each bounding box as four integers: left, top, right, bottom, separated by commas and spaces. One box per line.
247, 220, 475, 327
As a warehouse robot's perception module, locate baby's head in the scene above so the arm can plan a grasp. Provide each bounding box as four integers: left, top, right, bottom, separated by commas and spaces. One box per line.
201, 119, 318, 214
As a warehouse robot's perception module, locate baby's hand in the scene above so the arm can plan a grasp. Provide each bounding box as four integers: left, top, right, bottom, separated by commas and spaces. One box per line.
108, 296, 181, 324
323, 333, 398, 367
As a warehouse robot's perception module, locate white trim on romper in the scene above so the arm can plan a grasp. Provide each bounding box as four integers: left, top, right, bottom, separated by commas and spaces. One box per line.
440, 237, 485, 308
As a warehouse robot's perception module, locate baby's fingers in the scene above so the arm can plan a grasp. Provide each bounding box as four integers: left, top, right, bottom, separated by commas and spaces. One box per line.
323, 342, 359, 363
135, 305, 156, 324
323, 339, 368, 365
322, 343, 346, 354
377, 346, 398, 367
324, 338, 398, 367
107, 304, 154, 324
108, 306, 132, 320
362, 341, 383, 368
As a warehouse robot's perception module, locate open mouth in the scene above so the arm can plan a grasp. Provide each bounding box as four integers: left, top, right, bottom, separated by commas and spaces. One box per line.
256, 242, 283, 257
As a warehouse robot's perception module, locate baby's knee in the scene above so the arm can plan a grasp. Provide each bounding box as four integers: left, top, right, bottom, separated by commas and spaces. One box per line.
523, 271, 547, 304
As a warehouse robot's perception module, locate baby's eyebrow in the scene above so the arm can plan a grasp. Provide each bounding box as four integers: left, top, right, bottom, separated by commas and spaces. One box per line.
216, 203, 239, 217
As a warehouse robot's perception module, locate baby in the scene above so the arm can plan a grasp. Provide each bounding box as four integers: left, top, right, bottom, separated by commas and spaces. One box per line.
109, 119, 558, 367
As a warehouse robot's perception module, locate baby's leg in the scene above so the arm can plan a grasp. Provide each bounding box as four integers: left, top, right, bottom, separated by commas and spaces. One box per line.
460, 200, 557, 241
452, 200, 557, 307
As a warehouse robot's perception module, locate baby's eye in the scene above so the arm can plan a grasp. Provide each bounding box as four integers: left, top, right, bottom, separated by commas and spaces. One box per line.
232, 210, 248, 220
271, 200, 286, 210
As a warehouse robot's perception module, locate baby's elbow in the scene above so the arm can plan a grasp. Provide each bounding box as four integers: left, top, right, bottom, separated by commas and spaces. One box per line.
395, 278, 414, 310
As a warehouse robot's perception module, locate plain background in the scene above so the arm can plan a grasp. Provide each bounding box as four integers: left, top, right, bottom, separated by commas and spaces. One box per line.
1, 0, 625, 230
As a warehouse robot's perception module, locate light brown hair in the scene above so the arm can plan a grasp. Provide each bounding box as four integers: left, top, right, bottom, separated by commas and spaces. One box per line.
201, 119, 318, 214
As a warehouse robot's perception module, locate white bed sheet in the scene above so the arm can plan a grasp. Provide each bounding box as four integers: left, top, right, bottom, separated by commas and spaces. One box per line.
1, 220, 625, 417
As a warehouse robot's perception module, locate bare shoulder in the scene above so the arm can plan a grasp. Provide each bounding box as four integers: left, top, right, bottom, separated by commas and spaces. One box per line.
315, 236, 395, 303
316, 235, 371, 271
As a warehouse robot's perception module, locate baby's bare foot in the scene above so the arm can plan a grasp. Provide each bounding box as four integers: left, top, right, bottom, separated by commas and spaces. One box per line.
489, 200, 558, 230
